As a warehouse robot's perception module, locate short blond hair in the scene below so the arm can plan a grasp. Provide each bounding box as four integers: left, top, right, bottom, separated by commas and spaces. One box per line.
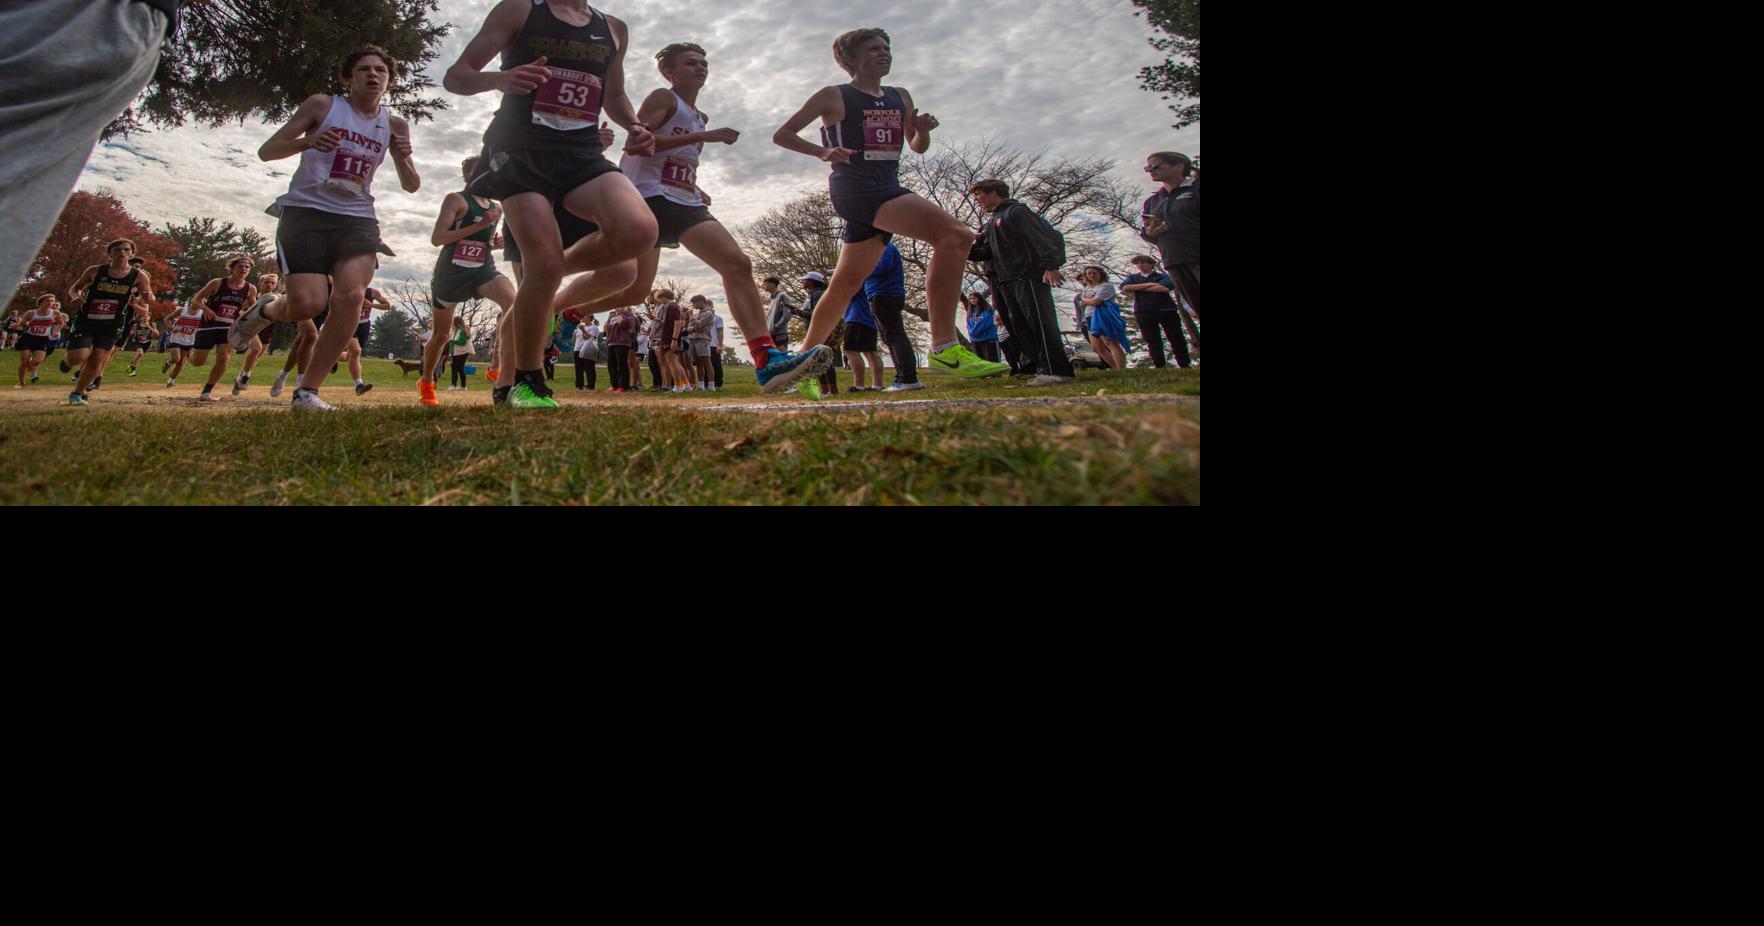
833, 28, 890, 76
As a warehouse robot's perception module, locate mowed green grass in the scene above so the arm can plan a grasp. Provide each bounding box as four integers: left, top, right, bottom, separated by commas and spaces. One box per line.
0, 350, 1200, 505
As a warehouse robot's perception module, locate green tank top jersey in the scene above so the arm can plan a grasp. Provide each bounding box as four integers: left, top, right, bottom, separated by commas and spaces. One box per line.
430, 193, 501, 303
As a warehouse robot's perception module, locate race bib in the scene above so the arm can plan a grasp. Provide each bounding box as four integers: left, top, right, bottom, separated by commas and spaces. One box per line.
87, 298, 120, 321
660, 159, 697, 192
326, 150, 376, 197
453, 239, 489, 268
531, 68, 602, 130
863, 112, 903, 161
28, 318, 52, 336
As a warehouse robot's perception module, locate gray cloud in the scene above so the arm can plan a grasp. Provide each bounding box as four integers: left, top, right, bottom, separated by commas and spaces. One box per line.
78, 0, 1198, 323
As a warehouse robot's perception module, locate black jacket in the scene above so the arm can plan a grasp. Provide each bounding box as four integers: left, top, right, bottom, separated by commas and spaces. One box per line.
978, 199, 1067, 283
1141, 179, 1200, 266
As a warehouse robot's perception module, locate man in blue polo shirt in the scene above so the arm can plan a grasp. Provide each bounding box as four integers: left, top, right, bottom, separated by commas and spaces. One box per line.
842, 287, 885, 391
864, 242, 922, 392
1119, 255, 1191, 368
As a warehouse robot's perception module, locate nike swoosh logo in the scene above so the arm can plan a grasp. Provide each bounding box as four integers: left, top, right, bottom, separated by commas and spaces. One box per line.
591, 35, 607, 40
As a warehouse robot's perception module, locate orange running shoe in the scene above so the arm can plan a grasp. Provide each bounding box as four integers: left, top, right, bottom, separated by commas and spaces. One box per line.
418, 379, 439, 407
486, 367, 500, 384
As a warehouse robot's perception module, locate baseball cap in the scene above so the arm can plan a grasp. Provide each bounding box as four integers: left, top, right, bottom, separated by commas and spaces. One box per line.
800, 271, 826, 284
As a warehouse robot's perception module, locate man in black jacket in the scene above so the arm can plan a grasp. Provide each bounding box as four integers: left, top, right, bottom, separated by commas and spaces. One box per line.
969, 179, 1075, 385
1139, 152, 1200, 316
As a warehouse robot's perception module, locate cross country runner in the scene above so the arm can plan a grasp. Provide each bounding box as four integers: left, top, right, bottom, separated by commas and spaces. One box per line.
444, 0, 659, 409
772, 27, 1007, 381
229, 45, 421, 411
231, 271, 280, 393
62, 238, 154, 405
122, 300, 159, 376
419, 156, 513, 406
185, 255, 256, 403
603, 42, 830, 392
162, 299, 204, 386
13, 294, 66, 388
340, 284, 387, 396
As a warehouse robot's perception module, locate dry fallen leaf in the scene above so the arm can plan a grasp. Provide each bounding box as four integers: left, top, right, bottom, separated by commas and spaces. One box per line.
725, 437, 755, 452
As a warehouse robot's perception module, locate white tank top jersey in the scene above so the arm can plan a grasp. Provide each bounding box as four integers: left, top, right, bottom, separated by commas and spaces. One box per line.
275, 96, 392, 219
170, 306, 204, 344
26, 308, 56, 337
621, 91, 707, 206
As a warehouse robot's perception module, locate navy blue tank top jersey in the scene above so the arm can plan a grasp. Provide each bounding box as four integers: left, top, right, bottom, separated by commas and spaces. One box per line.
484, 2, 617, 153
821, 84, 907, 189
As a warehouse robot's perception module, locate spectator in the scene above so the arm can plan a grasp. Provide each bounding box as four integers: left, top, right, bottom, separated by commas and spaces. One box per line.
799, 272, 837, 396
573, 314, 600, 390
968, 178, 1075, 386
709, 303, 725, 388
687, 295, 716, 391
1139, 152, 1200, 317
964, 291, 1000, 363
763, 276, 811, 351
653, 290, 693, 393
449, 315, 473, 390
637, 306, 662, 390
1119, 254, 1191, 368
865, 242, 921, 392
1079, 266, 1127, 370
842, 287, 884, 391
604, 306, 635, 392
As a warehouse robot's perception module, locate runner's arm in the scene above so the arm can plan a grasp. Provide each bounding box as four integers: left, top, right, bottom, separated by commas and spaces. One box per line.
899, 89, 935, 155
773, 87, 852, 162
444, 0, 544, 96
389, 115, 421, 193
431, 194, 500, 247
191, 280, 221, 320
602, 17, 654, 156
66, 265, 99, 306
259, 94, 338, 161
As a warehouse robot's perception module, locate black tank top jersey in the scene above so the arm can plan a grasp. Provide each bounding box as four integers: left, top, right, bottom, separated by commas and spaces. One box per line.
485, 2, 616, 153
821, 84, 908, 189
80, 267, 139, 322
208, 279, 249, 323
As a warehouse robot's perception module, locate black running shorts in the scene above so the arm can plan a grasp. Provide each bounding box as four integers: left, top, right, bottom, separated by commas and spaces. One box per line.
276, 206, 390, 277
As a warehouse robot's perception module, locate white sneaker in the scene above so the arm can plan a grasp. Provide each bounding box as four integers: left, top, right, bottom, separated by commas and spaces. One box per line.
270, 370, 290, 398
1027, 374, 1076, 386
883, 381, 926, 392
198, 393, 221, 404
229, 294, 276, 352
165, 378, 175, 388
291, 389, 334, 412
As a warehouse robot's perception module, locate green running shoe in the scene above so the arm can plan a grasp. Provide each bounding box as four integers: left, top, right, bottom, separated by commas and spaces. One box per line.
929, 343, 1009, 378
509, 383, 559, 409
795, 379, 822, 401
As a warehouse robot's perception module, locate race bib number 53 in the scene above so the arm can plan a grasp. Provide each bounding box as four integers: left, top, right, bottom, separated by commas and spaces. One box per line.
532, 68, 603, 130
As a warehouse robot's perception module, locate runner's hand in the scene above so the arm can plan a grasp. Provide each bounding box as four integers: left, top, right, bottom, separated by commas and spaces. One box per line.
483, 208, 503, 228
599, 122, 615, 148
498, 57, 551, 95
698, 189, 712, 207
705, 127, 740, 145
821, 147, 858, 164
391, 130, 413, 161
308, 127, 346, 153
625, 125, 656, 157
492, 233, 503, 249
914, 112, 940, 133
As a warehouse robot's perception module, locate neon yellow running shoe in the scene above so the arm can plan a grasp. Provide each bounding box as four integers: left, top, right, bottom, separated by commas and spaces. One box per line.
795, 379, 822, 401
929, 343, 1009, 378
509, 383, 559, 409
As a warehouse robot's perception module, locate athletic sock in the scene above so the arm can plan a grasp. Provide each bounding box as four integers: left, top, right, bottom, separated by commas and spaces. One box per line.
200, 383, 213, 395
515, 369, 551, 396
293, 387, 318, 400
933, 340, 957, 354
747, 337, 777, 367
354, 378, 364, 387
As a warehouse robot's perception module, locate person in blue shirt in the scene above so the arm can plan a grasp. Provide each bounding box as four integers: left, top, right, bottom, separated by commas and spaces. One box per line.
1119, 255, 1190, 368
864, 242, 922, 391
842, 288, 885, 390
964, 291, 999, 362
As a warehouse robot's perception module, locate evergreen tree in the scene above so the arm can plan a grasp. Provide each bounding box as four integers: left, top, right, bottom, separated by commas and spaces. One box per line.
368, 308, 419, 359
1131, 0, 1201, 129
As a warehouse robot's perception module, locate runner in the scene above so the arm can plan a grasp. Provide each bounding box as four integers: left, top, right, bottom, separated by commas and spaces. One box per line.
231, 271, 281, 393
13, 294, 65, 388
99, 256, 153, 384
122, 301, 159, 376
340, 284, 388, 396
772, 28, 1006, 380
186, 255, 256, 404
162, 300, 204, 386
62, 238, 154, 405
2, 308, 20, 351
444, 0, 661, 409
419, 156, 514, 406
591, 41, 831, 393
228, 44, 421, 412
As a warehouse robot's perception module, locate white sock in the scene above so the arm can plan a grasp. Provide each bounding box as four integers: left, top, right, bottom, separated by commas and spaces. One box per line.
933, 340, 957, 353
355, 378, 364, 386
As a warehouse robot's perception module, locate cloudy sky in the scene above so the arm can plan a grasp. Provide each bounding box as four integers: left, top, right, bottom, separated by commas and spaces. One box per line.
77, 0, 1199, 329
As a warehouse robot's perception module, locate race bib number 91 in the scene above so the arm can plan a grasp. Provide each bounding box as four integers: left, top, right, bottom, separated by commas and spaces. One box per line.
863, 112, 903, 161
532, 68, 603, 131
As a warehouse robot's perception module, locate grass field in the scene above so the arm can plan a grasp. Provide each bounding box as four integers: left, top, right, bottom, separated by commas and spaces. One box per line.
0, 349, 1200, 505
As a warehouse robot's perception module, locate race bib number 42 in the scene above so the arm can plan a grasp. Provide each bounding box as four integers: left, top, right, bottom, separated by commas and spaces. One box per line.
453, 239, 489, 268
532, 68, 603, 130
86, 299, 120, 320
863, 112, 903, 161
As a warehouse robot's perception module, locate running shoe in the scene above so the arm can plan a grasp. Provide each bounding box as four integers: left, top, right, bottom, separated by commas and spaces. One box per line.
509, 383, 558, 409
928, 343, 1009, 378
795, 379, 822, 401
486, 367, 499, 384
28, 373, 38, 383
67, 392, 87, 406
198, 392, 220, 404
165, 378, 175, 388
161, 359, 169, 374
756, 345, 833, 394
418, 380, 439, 407
229, 294, 276, 352
492, 385, 512, 407
883, 381, 926, 393
128, 367, 138, 377
232, 374, 248, 396
90, 377, 102, 391
355, 382, 374, 396
59, 359, 69, 373
1027, 374, 1076, 386
291, 389, 334, 412
270, 370, 289, 398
